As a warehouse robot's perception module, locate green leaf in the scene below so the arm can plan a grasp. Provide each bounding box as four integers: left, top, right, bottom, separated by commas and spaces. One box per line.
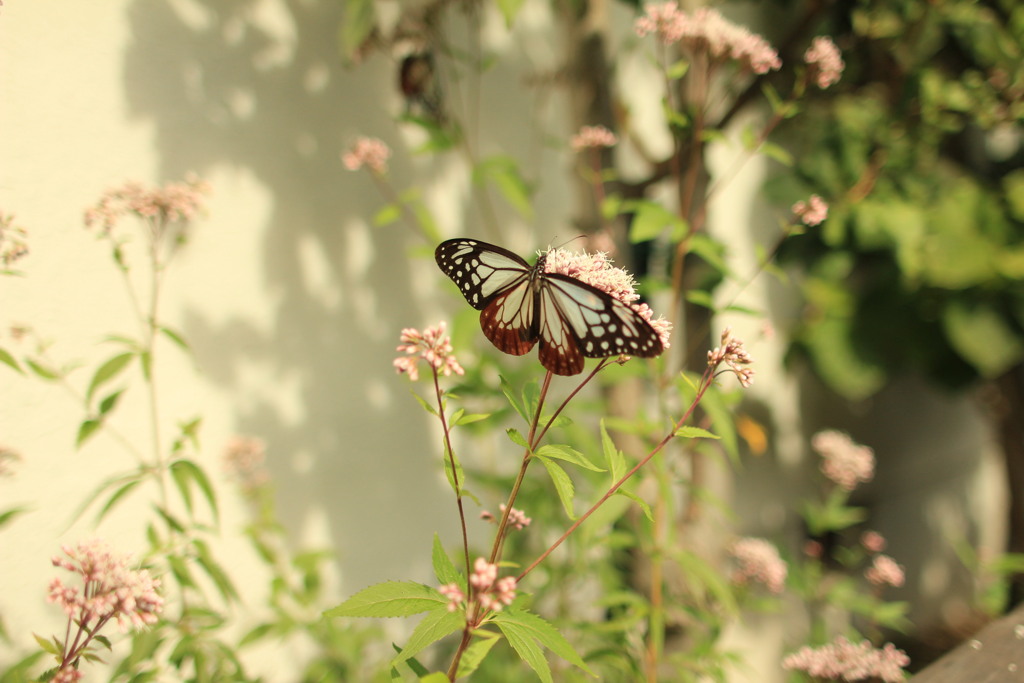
495, 0, 525, 26
537, 457, 575, 519
456, 631, 500, 678
666, 59, 690, 80
614, 489, 653, 522
0, 506, 28, 529
193, 539, 239, 602
601, 193, 624, 221
159, 326, 191, 354
473, 156, 534, 220
390, 609, 463, 667
506, 428, 529, 449
432, 534, 463, 588
26, 359, 59, 380
76, 419, 102, 449
495, 610, 593, 675
98, 389, 124, 416
453, 412, 490, 425
628, 200, 686, 243
340, 0, 375, 61
495, 619, 551, 683
943, 299, 1024, 378
96, 479, 142, 524
33, 633, 61, 656
761, 141, 794, 166
86, 352, 134, 404
500, 376, 528, 422
372, 202, 402, 228
326, 581, 446, 618
534, 444, 603, 472
0, 346, 22, 374
169, 459, 219, 523
674, 426, 720, 440
410, 390, 439, 417
600, 420, 625, 482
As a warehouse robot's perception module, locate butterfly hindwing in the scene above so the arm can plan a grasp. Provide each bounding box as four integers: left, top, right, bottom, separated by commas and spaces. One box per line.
435, 238, 664, 376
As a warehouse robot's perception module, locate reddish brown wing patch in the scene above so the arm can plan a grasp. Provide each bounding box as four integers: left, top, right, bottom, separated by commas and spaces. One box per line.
479, 282, 536, 356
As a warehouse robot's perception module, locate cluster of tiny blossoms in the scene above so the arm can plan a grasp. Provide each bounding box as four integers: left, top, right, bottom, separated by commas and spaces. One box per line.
866, 553, 905, 588
792, 194, 829, 226
730, 537, 787, 594
783, 636, 910, 682
804, 36, 845, 89
223, 435, 270, 493
0, 212, 28, 267
439, 558, 517, 613
543, 247, 673, 351
342, 136, 391, 174
571, 125, 617, 151
481, 504, 533, 531
707, 327, 754, 387
813, 430, 874, 491
394, 322, 464, 381
634, 5, 781, 75
48, 539, 163, 633
83, 175, 210, 235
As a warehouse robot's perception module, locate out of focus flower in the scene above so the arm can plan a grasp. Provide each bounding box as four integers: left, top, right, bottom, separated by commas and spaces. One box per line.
83, 175, 210, 236
730, 537, 787, 593
792, 195, 828, 226
571, 125, 617, 151
861, 530, 886, 553
866, 554, 905, 588
635, 5, 781, 75
0, 213, 28, 267
223, 436, 270, 493
783, 636, 909, 682
438, 582, 465, 612
804, 36, 844, 89
343, 137, 391, 174
813, 430, 874, 491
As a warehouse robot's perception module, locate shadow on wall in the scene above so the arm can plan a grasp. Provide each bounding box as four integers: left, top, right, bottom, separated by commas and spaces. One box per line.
120, 1, 475, 591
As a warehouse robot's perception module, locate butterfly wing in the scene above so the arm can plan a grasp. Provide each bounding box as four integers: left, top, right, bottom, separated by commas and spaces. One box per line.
540, 274, 663, 369
435, 238, 538, 356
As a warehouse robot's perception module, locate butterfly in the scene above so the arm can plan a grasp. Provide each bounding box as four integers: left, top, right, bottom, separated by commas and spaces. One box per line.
435, 238, 664, 376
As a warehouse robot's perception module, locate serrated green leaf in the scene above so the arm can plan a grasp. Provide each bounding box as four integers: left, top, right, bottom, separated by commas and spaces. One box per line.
500, 376, 528, 422
326, 581, 446, 618
495, 620, 552, 683
533, 444, 603, 472
0, 346, 22, 374
615, 488, 654, 521
33, 632, 61, 655
456, 632, 500, 678
506, 428, 529, 449
675, 426, 720, 440
600, 420, 625, 481
432, 533, 463, 588
410, 390, 439, 417
390, 608, 464, 667
537, 457, 575, 519
86, 352, 134, 404
453, 412, 490, 425
493, 610, 593, 675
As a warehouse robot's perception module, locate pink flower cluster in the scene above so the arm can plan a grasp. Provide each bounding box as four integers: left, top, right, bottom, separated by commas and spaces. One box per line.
501, 503, 532, 530
707, 327, 754, 387
48, 539, 163, 633
813, 430, 874, 491
0, 212, 28, 267
571, 125, 618, 151
866, 554, 905, 588
469, 558, 517, 612
792, 194, 829, 226
83, 175, 210, 234
634, 5, 781, 75
543, 247, 673, 350
393, 322, 464, 381
730, 537, 787, 594
804, 36, 845, 89
782, 636, 910, 682
342, 136, 391, 174
223, 435, 270, 493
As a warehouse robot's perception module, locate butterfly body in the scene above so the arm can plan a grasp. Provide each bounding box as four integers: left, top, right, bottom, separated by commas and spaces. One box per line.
435, 238, 663, 376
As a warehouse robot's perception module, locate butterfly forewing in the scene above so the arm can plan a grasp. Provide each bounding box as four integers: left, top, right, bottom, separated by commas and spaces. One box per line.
435, 239, 531, 310
435, 238, 664, 376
